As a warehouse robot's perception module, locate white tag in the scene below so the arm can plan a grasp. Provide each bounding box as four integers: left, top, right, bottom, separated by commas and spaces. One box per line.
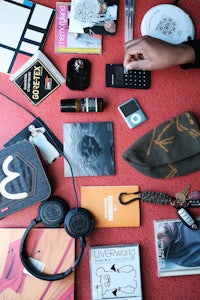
23, 257, 46, 276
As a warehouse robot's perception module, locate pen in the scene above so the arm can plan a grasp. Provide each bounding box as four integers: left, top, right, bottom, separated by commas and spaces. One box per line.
124, 0, 135, 43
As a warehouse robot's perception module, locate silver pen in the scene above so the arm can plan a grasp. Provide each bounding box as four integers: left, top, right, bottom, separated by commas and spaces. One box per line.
124, 0, 135, 43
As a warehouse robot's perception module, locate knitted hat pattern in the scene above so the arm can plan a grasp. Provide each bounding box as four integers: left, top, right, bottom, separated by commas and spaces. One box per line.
123, 112, 200, 178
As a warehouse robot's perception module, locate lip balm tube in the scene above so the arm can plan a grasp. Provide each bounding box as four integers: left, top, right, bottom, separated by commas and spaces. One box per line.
60, 97, 104, 112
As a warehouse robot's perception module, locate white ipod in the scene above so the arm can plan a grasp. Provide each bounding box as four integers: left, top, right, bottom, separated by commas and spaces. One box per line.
118, 98, 147, 129
140, 4, 195, 44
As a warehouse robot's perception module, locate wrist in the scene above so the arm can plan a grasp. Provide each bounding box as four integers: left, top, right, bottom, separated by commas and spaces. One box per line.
177, 43, 195, 65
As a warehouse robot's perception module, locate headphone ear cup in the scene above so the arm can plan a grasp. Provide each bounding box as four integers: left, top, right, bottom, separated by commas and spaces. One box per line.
38, 197, 69, 227
64, 208, 94, 238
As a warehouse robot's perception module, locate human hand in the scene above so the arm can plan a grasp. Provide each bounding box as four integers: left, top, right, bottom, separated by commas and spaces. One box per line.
103, 21, 116, 33
124, 36, 195, 70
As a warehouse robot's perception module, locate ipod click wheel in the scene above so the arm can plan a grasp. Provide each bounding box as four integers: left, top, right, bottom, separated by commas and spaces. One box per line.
118, 98, 147, 129
141, 4, 195, 44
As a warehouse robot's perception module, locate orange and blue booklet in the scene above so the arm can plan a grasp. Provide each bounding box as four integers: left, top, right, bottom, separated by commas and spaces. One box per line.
81, 185, 140, 228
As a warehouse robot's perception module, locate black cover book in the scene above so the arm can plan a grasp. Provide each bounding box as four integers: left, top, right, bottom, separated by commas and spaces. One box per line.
4, 117, 63, 166
63, 122, 115, 177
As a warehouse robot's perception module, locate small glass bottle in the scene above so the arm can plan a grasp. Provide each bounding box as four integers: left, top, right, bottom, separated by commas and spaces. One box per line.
60, 97, 104, 112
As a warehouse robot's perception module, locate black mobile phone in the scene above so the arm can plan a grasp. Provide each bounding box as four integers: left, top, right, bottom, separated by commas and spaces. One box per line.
66, 58, 91, 90
106, 64, 150, 89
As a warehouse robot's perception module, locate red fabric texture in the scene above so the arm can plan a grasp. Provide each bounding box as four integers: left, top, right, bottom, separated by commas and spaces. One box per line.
0, 1, 200, 299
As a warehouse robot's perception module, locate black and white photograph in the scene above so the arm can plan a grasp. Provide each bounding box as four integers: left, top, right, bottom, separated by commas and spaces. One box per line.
69, 0, 119, 35
63, 122, 115, 177
154, 218, 200, 277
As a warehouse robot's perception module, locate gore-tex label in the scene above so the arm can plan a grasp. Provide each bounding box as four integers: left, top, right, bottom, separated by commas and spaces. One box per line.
14, 60, 60, 105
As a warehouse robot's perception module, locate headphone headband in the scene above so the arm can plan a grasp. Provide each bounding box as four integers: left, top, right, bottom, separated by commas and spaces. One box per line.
19, 197, 93, 281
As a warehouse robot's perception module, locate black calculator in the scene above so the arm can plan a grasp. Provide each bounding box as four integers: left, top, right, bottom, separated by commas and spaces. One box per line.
106, 64, 151, 89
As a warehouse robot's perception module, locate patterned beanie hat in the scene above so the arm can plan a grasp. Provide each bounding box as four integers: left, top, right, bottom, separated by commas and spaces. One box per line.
123, 112, 200, 178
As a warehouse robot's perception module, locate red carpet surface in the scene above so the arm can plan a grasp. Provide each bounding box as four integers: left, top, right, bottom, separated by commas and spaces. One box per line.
0, 0, 200, 299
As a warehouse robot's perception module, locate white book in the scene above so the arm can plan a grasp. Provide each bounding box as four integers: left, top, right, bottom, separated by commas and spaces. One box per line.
89, 244, 142, 300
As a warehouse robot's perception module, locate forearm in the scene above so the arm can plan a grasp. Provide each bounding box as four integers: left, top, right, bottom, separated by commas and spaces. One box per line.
123, 36, 200, 71
181, 39, 200, 69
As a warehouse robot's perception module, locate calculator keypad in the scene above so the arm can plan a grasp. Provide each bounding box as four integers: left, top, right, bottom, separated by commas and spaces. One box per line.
106, 64, 151, 89
124, 70, 150, 89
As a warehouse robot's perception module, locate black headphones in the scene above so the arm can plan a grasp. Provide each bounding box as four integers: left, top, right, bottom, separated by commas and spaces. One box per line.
20, 196, 94, 281
0, 92, 95, 281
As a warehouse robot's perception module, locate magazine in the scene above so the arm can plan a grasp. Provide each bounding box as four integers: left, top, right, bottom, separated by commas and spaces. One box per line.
0, 228, 75, 300
69, 0, 119, 35
154, 218, 200, 277
89, 244, 142, 300
81, 185, 140, 227
63, 122, 115, 177
55, 2, 102, 54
